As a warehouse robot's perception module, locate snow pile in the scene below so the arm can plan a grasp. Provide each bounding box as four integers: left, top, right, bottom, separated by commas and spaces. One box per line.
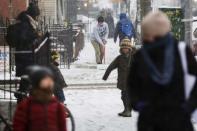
77, 15, 94, 24
97, 0, 113, 9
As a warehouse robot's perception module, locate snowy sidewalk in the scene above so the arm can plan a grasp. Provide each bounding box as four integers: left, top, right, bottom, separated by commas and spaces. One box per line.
61, 67, 117, 86
65, 88, 197, 131
61, 39, 119, 86
65, 88, 138, 131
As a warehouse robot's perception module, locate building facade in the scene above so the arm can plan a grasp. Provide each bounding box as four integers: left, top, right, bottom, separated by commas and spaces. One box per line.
152, 0, 181, 9
0, 0, 27, 21
38, 0, 77, 24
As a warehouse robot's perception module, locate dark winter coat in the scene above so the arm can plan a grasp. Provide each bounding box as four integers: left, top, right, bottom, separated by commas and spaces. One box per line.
13, 97, 67, 131
75, 31, 85, 51
114, 14, 135, 43
103, 51, 134, 90
128, 38, 197, 130
49, 63, 67, 102
105, 15, 115, 38
6, 12, 43, 76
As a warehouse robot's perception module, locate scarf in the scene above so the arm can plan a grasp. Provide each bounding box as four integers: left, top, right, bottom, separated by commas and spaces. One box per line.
141, 33, 175, 85
26, 15, 38, 30
31, 88, 54, 104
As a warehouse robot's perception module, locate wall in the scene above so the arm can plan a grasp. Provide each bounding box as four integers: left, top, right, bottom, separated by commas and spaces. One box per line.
0, 0, 27, 20
152, 0, 181, 9
39, 0, 57, 23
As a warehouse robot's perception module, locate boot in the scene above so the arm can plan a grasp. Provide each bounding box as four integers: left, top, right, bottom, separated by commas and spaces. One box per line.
118, 107, 132, 117
118, 100, 132, 117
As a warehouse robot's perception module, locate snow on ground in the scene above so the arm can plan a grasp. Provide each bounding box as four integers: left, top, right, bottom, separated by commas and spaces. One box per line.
65, 88, 138, 131
65, 88, 197, 131
74, 38, 119, 65
61, 67, 117, 85
61, 38, 119, 85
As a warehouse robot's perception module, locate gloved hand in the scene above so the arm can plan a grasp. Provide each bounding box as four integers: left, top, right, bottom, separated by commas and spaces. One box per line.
45, 31, 51, 38
102, 76, 107, 81
102, 39, 107, 45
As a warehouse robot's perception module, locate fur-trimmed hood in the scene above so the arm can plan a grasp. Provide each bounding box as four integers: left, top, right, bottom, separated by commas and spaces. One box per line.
17, 11, 38, 30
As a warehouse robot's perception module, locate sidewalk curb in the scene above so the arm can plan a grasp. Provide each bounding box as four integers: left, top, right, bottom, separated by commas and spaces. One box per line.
66, 83, 117, 90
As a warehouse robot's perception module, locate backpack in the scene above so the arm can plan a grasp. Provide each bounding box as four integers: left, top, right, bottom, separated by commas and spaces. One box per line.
120, 19, 133, 37
6, 22, 21, 47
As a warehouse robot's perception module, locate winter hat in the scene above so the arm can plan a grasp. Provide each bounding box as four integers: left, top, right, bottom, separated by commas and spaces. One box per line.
27, 3, 40, 18
120, 13, 127, 20
29, 66, 54, 88
142, 11, 171, 40
97, 16, 104, 23
120, 37, 133, 49
51, 51, 60, 61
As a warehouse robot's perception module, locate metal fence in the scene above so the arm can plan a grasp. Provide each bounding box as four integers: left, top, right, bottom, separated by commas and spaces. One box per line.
0, 18, 74, 131
49, 23, 73, 69
0, 16, 74, 97
0, 11, 75, 130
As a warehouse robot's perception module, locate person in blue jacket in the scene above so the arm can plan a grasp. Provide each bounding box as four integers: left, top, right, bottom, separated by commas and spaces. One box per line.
114, 13, 135, 44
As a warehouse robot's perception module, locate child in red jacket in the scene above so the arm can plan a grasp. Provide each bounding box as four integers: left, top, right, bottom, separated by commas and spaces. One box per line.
13, 66, 67, 131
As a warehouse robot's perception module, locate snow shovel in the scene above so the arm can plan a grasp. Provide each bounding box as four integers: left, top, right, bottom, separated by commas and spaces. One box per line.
104, 45, 106, 64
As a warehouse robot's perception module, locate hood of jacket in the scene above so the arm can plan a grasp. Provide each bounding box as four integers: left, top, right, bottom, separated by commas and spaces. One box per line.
17, 11, 29, 22
120, 13, 127, 20
16, 11, 38, 30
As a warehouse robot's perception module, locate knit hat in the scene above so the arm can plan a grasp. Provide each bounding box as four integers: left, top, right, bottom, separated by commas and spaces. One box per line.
51, 51, 60, 61
120, 37, 133, 49
29, 66, 54, 88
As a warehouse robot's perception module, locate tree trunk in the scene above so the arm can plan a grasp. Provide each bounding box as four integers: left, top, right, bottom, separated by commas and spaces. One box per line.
140, 0, 152, 18
181, 0, 192, 45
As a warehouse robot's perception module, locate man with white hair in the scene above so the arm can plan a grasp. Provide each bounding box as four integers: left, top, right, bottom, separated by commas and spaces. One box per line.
128, 11, 197, 131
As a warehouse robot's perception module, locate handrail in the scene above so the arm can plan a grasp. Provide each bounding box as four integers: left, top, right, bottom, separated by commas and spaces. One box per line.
0, 114, 12, 131
10, 37, 49, 54
65, 105, 75, 131
34, 37, 49, 53
0, 88, 27, 96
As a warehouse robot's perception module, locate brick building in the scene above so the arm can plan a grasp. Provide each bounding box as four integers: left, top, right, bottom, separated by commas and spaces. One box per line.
0, 0, 27, 21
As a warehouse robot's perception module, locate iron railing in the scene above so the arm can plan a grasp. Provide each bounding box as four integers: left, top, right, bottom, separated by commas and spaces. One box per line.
0, 17, 74, 126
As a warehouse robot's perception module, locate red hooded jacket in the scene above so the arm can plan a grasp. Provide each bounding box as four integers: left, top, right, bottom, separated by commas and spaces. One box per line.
13, 97, 67, 131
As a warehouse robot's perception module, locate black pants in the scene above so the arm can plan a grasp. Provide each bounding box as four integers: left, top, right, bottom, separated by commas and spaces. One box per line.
14, 76, 30, 103
138, 107, 194, 131
121, 90, 132, 109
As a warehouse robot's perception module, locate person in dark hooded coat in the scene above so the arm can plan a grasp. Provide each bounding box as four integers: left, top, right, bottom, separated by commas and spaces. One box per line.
6, 3, 49, 103
7, 3, 48, 77
128, 11, 197, 131
105, 12, 115, 38
49, 51, 67, 103
114, 13, 135, 44
103, 38, 136, 117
